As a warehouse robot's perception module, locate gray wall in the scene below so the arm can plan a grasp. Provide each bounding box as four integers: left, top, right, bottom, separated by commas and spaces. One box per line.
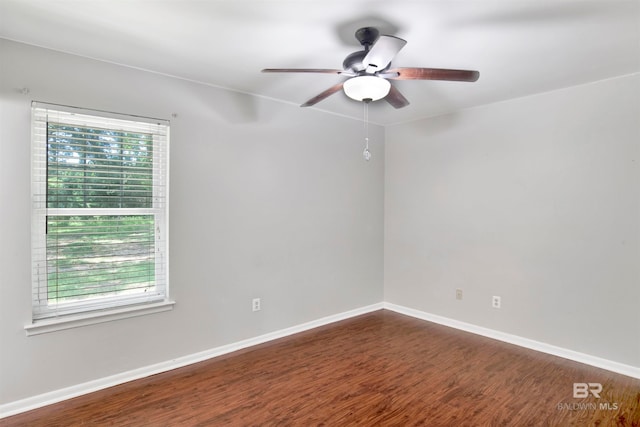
2, 37, 638, 408
385, 74, 640, 367
0, 39, 385, 404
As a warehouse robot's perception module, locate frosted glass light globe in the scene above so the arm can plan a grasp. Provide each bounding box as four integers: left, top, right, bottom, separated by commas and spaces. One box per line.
343, 76, 391, 102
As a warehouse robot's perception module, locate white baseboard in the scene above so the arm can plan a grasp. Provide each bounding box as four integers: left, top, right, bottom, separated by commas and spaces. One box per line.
383, 302, 640, 380
3, 301, 638, 418
0, 303, 384, 419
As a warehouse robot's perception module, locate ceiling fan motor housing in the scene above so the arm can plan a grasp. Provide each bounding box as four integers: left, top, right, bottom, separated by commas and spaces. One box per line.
343, 27, 393, 74
343, 50, 368, 72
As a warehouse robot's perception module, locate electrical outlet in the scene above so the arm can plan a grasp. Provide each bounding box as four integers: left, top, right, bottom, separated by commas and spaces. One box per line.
492, 296, 501, 309
456, 289, 463, 300
252, 298, 261, 312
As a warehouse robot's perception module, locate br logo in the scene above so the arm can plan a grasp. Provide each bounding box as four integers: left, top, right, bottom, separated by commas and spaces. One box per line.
573, 383, 602, 398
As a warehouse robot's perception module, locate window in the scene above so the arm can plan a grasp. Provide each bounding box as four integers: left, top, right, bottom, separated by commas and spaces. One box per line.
29, 103, 171, 331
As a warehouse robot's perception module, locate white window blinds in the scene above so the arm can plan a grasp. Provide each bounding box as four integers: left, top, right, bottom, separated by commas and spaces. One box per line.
31, 103, 170, 321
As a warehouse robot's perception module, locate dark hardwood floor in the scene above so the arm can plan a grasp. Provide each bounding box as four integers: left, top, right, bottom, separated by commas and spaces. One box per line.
2, 310, 639, 426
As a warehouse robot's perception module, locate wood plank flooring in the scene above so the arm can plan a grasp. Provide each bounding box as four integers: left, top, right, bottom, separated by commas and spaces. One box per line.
2, 310, 639, 426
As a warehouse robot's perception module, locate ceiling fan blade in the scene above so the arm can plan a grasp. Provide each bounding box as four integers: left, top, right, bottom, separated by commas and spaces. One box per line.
385, 84, 410, 109
262, 68, 344, 74
301, 82, 345, 107
362, 35, 407, 73
388, 67, 480, 82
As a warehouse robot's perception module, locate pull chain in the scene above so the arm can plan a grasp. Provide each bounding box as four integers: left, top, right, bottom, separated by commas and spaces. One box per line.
363, 99, 372, 161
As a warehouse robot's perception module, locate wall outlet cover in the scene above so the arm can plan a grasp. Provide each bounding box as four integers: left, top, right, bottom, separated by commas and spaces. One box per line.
492, 296, 501, 309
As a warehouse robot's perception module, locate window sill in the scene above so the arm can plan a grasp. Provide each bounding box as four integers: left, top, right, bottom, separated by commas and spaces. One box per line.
24, 300, 175, 336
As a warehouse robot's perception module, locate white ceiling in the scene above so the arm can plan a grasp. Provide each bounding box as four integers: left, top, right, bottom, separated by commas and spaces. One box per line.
1, 0, 638, 125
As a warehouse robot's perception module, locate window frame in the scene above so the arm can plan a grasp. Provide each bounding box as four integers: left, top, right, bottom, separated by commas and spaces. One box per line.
27, 102, 173, 335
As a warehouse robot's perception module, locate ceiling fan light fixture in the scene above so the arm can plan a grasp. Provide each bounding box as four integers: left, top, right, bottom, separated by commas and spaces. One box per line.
343, 76, 391, 102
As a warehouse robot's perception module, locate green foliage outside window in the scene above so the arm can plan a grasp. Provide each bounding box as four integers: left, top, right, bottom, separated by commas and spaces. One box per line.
46, 123, 157, 303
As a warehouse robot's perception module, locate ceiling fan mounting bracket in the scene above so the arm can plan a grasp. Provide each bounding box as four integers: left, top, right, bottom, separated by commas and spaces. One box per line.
355, 27, 380, 49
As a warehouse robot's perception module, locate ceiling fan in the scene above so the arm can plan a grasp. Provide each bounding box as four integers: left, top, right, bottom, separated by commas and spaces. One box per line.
262, 27, 480, 109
